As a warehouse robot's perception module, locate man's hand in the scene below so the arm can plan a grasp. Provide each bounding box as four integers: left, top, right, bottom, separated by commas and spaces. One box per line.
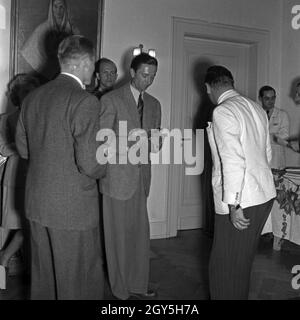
103, 142, 117, 160
288, 141, 300, 153
273, 135, 290, 147
229, 205, 250, 230
150, 128, 168, 153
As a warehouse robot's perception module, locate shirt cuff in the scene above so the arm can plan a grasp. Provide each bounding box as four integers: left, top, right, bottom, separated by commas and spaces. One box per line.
223, 191, 241, 205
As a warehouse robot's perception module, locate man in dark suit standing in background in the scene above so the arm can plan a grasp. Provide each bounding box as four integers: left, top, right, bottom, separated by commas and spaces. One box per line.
15, 35, 106, 300
99, 53, 161, 300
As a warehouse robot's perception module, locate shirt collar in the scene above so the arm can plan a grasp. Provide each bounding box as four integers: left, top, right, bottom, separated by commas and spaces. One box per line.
217, 89, 239, 105
61, 72, 85, 89
130, 84, 144, 105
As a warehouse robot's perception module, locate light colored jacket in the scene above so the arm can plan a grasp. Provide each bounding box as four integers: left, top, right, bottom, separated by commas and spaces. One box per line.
268, 107, 289, 169
99, 83, 161, 200
207, 89, 276, 214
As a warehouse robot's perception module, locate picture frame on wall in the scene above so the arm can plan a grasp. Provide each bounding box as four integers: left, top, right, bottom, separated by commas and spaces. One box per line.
10, 0, 104, 82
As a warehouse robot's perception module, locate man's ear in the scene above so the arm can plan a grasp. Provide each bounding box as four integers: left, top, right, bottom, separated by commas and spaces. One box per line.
205, 83, 211, 94
130, 68, 135, 79
77, 56, 86, 71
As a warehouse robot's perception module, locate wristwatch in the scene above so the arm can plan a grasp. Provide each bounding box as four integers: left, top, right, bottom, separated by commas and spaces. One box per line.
229, 204, 241, 210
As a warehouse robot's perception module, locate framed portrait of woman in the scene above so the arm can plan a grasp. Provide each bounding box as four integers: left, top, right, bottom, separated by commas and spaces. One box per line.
10, 0, 104, 82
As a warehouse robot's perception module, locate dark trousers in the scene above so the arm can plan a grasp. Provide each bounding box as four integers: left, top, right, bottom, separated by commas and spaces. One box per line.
209, 199, 274, 300
29, 220, 104, 300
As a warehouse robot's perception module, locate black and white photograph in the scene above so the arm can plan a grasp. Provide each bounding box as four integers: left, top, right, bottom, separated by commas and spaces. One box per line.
0, 0, 300, 306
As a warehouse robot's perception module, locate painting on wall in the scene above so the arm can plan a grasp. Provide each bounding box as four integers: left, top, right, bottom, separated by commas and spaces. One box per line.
10, 0, 103, 82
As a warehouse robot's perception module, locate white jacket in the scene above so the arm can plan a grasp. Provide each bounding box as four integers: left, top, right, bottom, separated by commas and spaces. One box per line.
207, 89, 276, 214
268, 107, 289, 169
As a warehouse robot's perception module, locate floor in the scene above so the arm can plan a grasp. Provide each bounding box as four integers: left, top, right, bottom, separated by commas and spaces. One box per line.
1, 229, 300, 300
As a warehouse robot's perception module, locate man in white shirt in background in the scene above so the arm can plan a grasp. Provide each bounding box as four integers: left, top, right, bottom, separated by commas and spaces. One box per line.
259, 85, 289, 169
205, 65, 276, 300
259, 85, 290, 250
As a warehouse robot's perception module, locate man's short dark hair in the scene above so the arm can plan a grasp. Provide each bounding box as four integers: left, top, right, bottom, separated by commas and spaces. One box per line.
204, 65, 234, 88
259, 85, 276, 98
130, 53, 158, 72
94, 58, 116, 75
58, 35, 94, 66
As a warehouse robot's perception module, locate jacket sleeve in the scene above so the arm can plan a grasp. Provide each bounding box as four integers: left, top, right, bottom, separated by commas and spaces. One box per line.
277, 110, 289, 140
212, 105, 246, 205
71, 95, 106, 179
15, 109, 29, 159
99, 95, 117, 133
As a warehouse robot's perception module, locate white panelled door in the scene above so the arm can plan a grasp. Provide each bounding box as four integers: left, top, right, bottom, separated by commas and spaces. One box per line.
167, 18, 269, 237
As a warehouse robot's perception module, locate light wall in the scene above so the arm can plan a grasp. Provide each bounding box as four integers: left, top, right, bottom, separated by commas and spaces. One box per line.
281, 0, 300, 166
0, 0, 11, 114
101, 0, 282, 238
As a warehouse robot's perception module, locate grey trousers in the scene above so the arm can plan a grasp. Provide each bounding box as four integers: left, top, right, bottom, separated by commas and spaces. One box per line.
102, 176, 150, 300
29, 220, 104, 300
209, 199, 274, 300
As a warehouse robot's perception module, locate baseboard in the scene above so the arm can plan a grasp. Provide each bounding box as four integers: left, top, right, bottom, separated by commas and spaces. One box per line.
177, 216, 203, 230
150, 220, 172, 239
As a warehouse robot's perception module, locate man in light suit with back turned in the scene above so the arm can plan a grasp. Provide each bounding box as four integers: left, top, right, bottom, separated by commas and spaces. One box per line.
205, 66, 276, 299
99, 53, 161, 300
15, 35, 106, 300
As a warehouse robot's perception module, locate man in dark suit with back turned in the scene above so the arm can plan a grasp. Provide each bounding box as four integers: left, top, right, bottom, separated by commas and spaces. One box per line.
15, 35, 106, 300
99, 53, 161, 300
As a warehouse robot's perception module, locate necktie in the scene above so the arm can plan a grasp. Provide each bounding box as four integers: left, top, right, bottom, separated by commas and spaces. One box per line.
137, 93, 144, 127
266, 110, 270, 120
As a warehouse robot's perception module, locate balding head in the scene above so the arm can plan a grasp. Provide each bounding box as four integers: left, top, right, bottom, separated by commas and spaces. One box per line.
95, 58, 118, 91
58, 35, 95, 85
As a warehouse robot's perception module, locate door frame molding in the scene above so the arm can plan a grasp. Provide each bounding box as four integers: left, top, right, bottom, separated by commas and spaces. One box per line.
166, 17, 270, 237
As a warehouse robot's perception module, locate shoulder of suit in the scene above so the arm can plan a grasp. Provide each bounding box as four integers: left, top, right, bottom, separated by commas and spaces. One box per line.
214, 94, 247, 118
101, 85, 124, 100
274, 107, 288, 115
218, 94, 258, 110
21, 85, 41, 105
35, 77, 98, 107
214, 100, 236, 114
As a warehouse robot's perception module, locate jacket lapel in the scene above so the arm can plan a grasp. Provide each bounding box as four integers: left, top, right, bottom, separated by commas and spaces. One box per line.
122, 84, 141, 128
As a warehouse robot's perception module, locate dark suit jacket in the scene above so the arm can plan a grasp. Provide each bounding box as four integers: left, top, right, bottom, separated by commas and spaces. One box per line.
99, 83, 161, 200
15, 74, 105, 230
